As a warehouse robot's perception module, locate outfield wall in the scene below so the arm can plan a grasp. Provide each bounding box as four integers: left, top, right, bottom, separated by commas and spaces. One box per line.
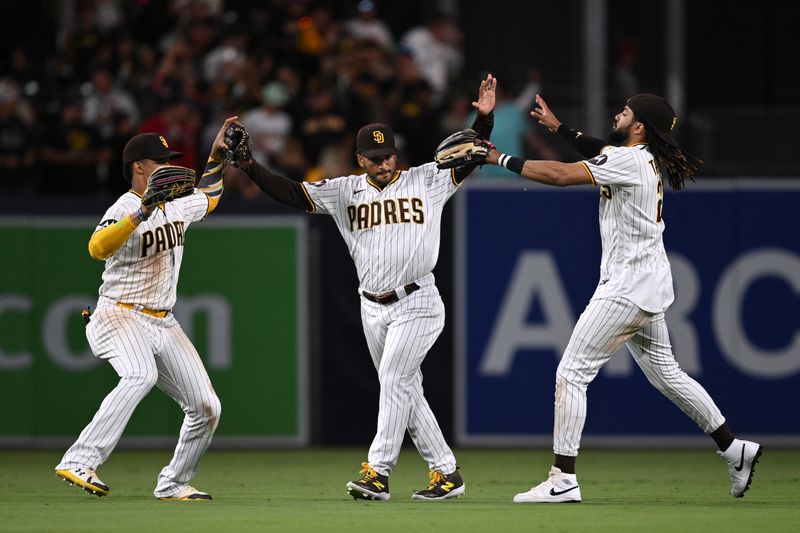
0, 216, 308, 448
455, 179, 800, 447
2, 180, 798, 449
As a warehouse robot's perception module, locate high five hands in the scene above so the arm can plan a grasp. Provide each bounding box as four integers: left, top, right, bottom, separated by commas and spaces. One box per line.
472, 74, 497, 117
530, 94, 562, 133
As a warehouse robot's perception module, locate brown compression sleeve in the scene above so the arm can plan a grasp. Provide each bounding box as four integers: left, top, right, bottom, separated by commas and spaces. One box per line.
243, 160, 314, 212
556, 124, 607, 158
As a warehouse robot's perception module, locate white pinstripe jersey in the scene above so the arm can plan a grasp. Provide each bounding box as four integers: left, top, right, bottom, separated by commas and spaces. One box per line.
94, 190, 210, 310
302, 162, 458, 293
580, 143, 673, 312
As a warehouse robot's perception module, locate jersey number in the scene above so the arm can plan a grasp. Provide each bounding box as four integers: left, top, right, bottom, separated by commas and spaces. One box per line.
655, 176, 664, 223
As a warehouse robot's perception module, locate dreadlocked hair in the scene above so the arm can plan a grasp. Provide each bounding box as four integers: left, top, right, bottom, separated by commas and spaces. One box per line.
645, 128, 703, 191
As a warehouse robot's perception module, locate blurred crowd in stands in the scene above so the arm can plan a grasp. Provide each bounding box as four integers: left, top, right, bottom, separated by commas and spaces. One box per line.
0, 0, 557, 201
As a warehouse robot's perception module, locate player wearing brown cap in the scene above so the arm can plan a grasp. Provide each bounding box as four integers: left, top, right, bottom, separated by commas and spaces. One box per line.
228, 75, 498, 501
54, 118, 238, 500
484, 94, 761, 503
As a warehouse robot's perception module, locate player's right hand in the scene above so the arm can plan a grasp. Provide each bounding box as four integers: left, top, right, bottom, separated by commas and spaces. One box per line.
210, 116, 241, 162
531, 94, 561, 133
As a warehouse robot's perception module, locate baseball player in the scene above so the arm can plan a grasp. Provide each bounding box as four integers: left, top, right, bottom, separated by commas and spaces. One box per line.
227, 75, 497, 500
481, 94, 762, 503
54, 117, 239, 500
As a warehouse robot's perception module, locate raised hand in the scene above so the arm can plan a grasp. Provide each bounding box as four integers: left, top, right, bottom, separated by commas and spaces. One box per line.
471, 74, 497, 117
530, 94, 561, 133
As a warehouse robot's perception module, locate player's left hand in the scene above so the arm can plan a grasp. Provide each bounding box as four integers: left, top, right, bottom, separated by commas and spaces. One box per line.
434, 128, 494, 169
210, 116, 240, 162
472, 74, 497, 116
141, 166, 196, 209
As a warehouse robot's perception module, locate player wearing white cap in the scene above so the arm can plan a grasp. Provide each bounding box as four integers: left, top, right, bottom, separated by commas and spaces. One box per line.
484, 94, 762, 503
54, 117, 239, 500
231, 75, 497, 500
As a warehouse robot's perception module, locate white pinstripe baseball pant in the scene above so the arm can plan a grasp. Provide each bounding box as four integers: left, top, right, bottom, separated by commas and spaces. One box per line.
361, 282, 457, 476
554, 296, 726, 456
56, 299, 221, 497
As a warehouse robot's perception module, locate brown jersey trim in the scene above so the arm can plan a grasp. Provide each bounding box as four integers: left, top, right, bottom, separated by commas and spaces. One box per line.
366, 170, 401, 192
300, 183, 317, 213
580, 161, 597, 186
202, 192, 213, 218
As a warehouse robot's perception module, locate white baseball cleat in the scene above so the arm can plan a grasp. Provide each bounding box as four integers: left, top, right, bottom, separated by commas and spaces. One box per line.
55, 467, 110, 497
718, 439, 763, 498
513, 466, 581, 503
157, 485, 212, 500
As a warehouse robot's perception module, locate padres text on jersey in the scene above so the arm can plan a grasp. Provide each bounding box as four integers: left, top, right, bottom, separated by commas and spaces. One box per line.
347, 198, 425, 231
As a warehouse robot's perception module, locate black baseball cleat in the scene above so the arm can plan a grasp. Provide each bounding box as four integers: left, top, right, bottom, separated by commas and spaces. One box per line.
411, 467, 465, 500
346, 462, 390, 501
55, 467, 110, 497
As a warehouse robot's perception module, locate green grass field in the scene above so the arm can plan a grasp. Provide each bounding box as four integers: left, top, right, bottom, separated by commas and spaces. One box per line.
1, 448, 797, 532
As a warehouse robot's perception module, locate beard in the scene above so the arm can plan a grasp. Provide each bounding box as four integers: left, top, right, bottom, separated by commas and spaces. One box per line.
607, 124, 630, 144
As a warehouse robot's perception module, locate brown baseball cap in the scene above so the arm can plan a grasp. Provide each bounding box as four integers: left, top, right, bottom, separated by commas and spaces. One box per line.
356, 123, 398, 158
626, 94, 679, 147
122, 133, 183, 164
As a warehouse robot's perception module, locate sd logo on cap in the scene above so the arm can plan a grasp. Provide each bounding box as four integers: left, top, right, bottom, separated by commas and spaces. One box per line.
357, 124, 397, 158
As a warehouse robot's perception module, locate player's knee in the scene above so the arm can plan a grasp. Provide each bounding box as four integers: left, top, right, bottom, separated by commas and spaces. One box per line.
377, 369, 408, 392
556, 355, 595, 386
555, 365, 577, 384
122, 367, 159, 391
646, 366, 684, 390
200, 394, 221, 430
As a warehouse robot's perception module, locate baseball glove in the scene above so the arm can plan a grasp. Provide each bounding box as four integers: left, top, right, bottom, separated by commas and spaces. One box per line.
434, 128, 494, 169
221, 123, 252, 167
141, 166, 196, 208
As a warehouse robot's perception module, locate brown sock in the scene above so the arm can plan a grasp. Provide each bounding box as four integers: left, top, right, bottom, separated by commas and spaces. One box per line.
710, 422, 735, 451
554, 454, 576, 474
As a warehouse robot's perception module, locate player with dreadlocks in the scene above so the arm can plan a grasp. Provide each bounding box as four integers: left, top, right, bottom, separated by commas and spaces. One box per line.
622, 95, 702, 191
479, 93, 761, 503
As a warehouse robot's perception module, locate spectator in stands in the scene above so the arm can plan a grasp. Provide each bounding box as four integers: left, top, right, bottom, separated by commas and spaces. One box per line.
138, 98, 200, 170
203, 33, 249, 83
83, 68, 140, 139
93, 0, 124, 34
440, 91, 471, 136
242, 81, 293, 167
151, 38, 202, 104
105, 112, 139, 196
298, 81, 348, 165
0, 80, 35, 194
344, 0, 394, 51
392, 79, 441, 166
61, 3, 112, 78
39, 100, 110, 195
400, 14, 463, 104
305, 140, 358, 183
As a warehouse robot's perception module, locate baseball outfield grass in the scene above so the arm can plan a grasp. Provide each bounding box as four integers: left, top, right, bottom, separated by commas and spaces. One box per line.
1, 448, 797, 532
